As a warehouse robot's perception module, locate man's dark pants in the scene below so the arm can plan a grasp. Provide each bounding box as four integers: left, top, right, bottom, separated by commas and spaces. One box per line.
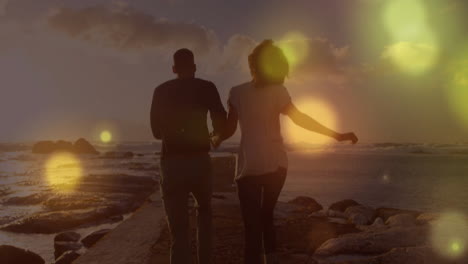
160, 154, 212, 264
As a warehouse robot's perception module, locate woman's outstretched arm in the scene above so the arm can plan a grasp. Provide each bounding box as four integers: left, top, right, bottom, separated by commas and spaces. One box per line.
285, 103, 358, 144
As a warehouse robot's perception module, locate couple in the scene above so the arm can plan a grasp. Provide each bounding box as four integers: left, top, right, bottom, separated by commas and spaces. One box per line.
150, 40, 358, 264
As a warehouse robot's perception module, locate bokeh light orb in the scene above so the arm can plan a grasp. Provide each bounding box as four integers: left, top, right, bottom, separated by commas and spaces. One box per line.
382, 0, 439, 75
100, 130, 112, 143
431, 212, 468, 259
383, 0, 428, 42
277, 31, 310, 72
382, 41, 438, 75
447, 54, 468, 130
283, 97, 338, 146
45, 152, 82, 192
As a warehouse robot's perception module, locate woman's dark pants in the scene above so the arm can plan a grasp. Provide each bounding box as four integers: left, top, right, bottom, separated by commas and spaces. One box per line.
236, 167, 287, 264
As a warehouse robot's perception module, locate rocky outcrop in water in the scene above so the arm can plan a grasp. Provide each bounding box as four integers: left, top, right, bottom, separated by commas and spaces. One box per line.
32, 138, 98, 154
0, 245, 45, 264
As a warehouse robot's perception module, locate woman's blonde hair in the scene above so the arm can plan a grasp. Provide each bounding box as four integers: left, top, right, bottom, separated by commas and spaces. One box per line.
248, 39, 289, 87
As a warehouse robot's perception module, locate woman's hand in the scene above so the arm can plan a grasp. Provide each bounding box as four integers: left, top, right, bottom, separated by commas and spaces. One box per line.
336, 132, 358, 144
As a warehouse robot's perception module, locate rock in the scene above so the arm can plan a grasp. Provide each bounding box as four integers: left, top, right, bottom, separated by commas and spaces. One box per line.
32, 139, 96, 154
329, 199, 360, 212
55, 140, 74, 152
54, 241, 82, 259
357, 217, 387, 232
0, 245, 45, 264
345, 205, 376, 225
55, 232, 81, 242
73, 138, 98, 154
376, 207, 421, 221
322, 247, 455, 264
308, 210, 328, 218
81, 229, 111, 248
416, 213, 440, 224
327, 209, 347, 219
55, 250, 81, 264
315, 226, 429, 256
4, 193, 50, 206
385, 214, 416, 227
288, 196, 323, 212
32, 141, 57, 154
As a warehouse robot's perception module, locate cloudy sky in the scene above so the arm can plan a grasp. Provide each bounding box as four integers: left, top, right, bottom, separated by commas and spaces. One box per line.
0, 0, 467, 143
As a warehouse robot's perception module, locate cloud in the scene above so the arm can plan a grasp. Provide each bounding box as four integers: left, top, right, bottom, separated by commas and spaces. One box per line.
47, 5, 217, 54
0, 0, 8, 16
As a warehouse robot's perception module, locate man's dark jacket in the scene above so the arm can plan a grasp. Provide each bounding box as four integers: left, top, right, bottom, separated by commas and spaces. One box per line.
150, 77, 227, 157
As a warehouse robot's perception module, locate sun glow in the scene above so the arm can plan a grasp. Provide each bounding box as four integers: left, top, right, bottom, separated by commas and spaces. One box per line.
45, 152, 82, 192
100, 130, 113, 143
283, 97, 338, 146
431, 212, 468, 259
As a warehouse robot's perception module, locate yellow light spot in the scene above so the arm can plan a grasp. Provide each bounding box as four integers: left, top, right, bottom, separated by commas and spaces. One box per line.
277, 31, 309, 72
451, 241, 461, 253
383, 0, 428, 42
100, 130, 112, 143
45, 152, 82, 192
382, 174, 390, 183
283, 97, 338, 146
431, 212, 468, 259
447, 53, 468, 130
382, 41, 438, 75
382, 0, 439, 75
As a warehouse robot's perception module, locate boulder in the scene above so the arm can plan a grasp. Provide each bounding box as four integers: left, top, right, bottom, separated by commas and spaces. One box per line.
54, 241, 81, 259
73, 138, 98, 154
376, 207, 421, 221
55, 231, 81, 242
385, 214, 416, 227
0, 245, 45, 264
416, 213, 440, 224
345, 205, 376, 225
315, 226, 429, 256
32, 141, 56, 154
55, 250, 81, 264
357, 217, 387, 232
288, 196, 323, 212
320, 246, 457, 264
32, 139, 97, 154
329, 199, 360, 212
81, 229, 111, 248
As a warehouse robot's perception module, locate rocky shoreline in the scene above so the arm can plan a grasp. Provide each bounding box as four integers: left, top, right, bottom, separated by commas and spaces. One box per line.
149, 194, 468, 264
2, 192, 467, 264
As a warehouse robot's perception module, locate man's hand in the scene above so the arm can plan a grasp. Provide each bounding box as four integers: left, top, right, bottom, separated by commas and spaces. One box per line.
210, 133, 222, 149
336, 132, 358, 144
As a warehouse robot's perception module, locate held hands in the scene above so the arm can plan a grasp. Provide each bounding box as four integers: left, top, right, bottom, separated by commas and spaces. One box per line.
336, 132, 358, 144
210, 133, 222, 149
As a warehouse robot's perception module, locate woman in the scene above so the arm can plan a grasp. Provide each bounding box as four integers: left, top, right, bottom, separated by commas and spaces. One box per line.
216, 40, 358, 263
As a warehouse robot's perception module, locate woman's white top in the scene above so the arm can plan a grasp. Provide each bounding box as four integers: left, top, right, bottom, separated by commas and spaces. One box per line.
228, 82, 291, 178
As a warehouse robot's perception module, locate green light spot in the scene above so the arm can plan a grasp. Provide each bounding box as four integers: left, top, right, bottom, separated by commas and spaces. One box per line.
451, 242, 461, 253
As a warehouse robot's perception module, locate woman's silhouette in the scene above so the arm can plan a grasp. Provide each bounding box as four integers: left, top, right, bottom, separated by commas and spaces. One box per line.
215, 40, 358, 264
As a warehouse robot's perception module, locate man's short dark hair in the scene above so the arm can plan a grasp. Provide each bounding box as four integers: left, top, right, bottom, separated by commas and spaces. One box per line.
173, 48, 195, 68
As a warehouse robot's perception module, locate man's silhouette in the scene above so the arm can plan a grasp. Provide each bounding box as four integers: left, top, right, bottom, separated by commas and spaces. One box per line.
150, 48, 227, 264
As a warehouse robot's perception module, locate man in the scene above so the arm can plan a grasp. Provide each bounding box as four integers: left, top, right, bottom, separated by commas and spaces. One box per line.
150, 48, 227, 264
